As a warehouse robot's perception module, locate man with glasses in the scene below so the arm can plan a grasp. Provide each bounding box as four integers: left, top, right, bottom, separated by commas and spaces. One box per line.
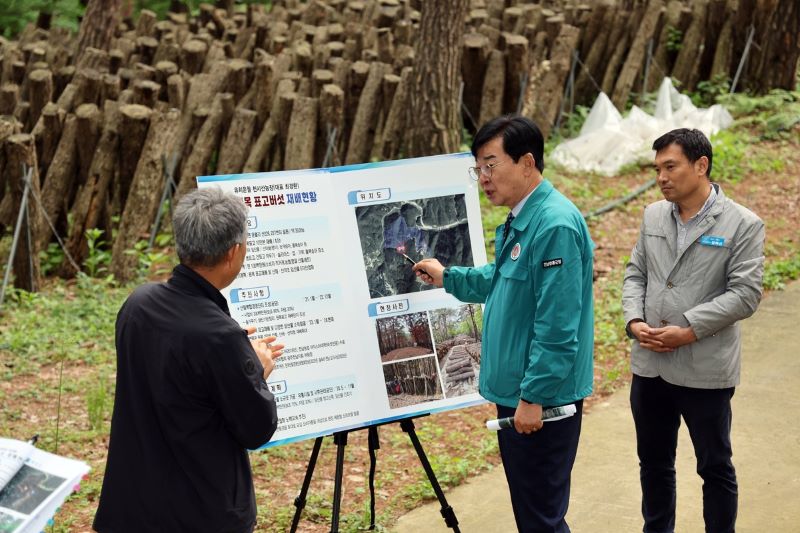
414, 115, 594, 532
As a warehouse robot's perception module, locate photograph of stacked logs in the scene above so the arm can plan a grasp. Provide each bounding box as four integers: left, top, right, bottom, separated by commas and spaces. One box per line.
0, 0, 797, 285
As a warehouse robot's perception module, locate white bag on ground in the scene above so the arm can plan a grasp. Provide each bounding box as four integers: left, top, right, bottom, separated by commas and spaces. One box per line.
551, 78, 734, 176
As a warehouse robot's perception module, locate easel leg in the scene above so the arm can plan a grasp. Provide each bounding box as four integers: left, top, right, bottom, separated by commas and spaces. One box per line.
330, 431, 349, 533
400, 419, 461, 533
367, 426, 380, 530
290, 436, 323, 533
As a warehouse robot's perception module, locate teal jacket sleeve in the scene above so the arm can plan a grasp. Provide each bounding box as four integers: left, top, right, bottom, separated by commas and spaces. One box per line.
520, 226, 585, 405
443, 263, 495, 304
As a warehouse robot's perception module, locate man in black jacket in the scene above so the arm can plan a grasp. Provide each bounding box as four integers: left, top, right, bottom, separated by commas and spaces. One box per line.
94, 188, 282, 533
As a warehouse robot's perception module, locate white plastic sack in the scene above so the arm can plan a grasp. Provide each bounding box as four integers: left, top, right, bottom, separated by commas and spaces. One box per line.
550, 78, 734, 176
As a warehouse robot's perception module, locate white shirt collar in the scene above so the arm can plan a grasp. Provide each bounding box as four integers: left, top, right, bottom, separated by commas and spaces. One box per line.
511, 181, 541, 217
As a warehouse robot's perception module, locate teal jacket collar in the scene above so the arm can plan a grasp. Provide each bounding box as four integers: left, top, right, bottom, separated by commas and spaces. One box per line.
511, 179, 553, 233
497, 179, 554, 258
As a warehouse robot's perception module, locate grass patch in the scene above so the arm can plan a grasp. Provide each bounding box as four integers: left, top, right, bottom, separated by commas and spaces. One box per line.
762, 251, 800, 291
0, 277, 126, 371
710, 129, 785, 183
592, 265, 630, 394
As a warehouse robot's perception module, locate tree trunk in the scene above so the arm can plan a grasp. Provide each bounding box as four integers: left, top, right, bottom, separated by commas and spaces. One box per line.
36, 115, 77, 252
172, 62, 232, 178
27, 69, 53, 132
503, 34, 529, 115
345, 61, 389, 164
180, 40, 209, 75
74, 0, 123, 65
217, 107, 258, 174
461, 32, 490, 131
268, 91, 296, 171
111, 109, 181, 283
523, 24, 581, 139
369, 72, 401, 160
316, 82, 345, 166
117, 104, 152, 213
63, 102, 121, 275
710, 0, 738, 80
75, 103, 102, 189
284, 96, 318, 170
671, 0, 709, 91
381, 66, 411, 161
647, 0, 686, 92
176, 93, 234, 197
575, 3, 623, 103
4, 134, 41, 291
736, 0, 800, 93
35, 103, 65, 180
243, 78, 295, 172
611, 0, 663, 110
478, 49, 505, 127
0, 84, 19, 116
0, 119, 21, 226
601, 11, 634, 95
405, 0, 469, 157
341, 60, 370, 158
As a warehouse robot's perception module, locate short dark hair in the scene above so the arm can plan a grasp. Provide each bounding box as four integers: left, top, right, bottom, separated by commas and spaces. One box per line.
652, 128, 713, 178
471, 115, 545, 173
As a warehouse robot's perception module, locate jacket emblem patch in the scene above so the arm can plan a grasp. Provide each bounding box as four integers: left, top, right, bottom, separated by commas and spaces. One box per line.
510, 243, 521, 261
542, 258, 563, 268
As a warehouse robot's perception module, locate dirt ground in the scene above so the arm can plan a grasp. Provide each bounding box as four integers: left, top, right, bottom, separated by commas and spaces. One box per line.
381, 346, 434, 362
2, 139, 798, 532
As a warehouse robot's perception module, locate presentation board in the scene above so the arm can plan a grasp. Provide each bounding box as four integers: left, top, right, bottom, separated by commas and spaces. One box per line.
197, 153, 488, 448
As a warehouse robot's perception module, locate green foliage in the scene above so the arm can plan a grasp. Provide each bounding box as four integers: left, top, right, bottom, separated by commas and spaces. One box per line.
402, 422, 497, 505
86, 371, 110, 431
0, 0, 82, 39
710, 129, 784, 183
559, 105, 591, 140
665, 26, 683, 52
124, 239, 175, 279
762, 252, 800, 291
0, 277, 125, 372
39, 242, 65, 276
479, 193, 505, 261
717, 89, 800, 117
718, 90, 800, 139
709, 130, 747, 183
691, 74, 731, 107
592, 262, 629, 393
83, 228, 112, 278
548, 105, 591, 146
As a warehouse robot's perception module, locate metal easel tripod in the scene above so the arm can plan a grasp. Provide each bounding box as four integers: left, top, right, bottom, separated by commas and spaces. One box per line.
289, 415, 460, 533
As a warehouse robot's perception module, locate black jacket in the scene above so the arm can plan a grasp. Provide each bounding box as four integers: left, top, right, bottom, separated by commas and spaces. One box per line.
94, 265, 278, 532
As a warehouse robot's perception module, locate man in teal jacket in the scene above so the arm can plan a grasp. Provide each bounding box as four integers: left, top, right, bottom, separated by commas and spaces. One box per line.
414, 115, 594, 532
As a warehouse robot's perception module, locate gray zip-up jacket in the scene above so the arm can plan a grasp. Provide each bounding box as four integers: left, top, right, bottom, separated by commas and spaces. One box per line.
622, 184, 764, 388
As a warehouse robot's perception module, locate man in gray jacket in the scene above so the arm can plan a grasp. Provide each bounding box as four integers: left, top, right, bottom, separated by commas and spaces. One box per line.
622, 128, 764, 533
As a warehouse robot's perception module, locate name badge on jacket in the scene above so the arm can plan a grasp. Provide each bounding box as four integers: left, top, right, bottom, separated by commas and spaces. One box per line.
699, 235, 725, 247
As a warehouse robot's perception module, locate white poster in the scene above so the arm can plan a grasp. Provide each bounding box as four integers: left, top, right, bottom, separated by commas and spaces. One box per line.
198, 153, 488, 447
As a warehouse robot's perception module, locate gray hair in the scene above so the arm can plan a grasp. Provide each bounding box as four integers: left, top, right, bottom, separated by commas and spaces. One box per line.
173, 188, 248, 267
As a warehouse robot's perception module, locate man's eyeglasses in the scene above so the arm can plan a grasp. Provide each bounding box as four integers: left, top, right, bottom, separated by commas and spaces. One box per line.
468, 160, 505, 181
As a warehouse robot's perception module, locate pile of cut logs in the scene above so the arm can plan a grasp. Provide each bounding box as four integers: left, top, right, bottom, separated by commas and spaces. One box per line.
0, 0, 795, 285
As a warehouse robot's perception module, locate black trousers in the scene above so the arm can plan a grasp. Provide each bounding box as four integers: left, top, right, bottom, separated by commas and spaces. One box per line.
630, 374, 737, 533
496, 400, 583, 533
